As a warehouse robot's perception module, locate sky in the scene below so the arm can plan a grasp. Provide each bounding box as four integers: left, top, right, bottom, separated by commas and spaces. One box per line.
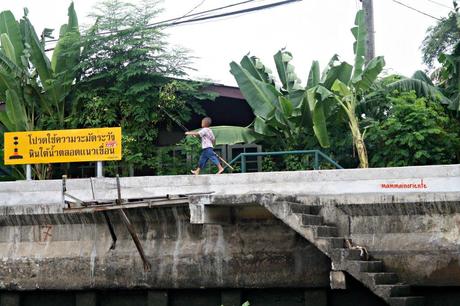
2, 0, 454, 86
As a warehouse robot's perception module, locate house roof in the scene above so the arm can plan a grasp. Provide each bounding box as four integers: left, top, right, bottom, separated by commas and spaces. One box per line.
0, 82, 245, 114
205, 83, 244, 100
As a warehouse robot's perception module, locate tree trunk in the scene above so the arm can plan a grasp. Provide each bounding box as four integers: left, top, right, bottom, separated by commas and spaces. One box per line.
348, 113, 369, 168
343, 98, 369, 168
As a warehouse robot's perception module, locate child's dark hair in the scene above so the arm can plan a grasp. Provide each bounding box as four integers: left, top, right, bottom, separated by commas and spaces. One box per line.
202, 117, 212, 127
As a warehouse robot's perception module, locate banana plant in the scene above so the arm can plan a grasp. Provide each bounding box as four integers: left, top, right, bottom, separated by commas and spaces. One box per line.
322, 10, 385, 168
228, 50, 332, 149
225, 10, 384, 168
386, 70, 452, 106
0, 3, 80, 179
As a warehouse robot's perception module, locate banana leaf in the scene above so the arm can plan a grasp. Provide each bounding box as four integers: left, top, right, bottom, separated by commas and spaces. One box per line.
278, 96, 293, 117
5, 89, 27, 131
274, 50, 301, 92
210, 126, 259, 145
288, 90, 305, 109
388, 78, 451, 105
412, 70, 434, 85
66, 2, 79, 32
332, 79, 353, 97
0, 50, 21, 76
240, 55, 273, 84
229, 61, 277, 119
307, 60, 320, 88
51, 2, 80, 76
0, 70, 14, 99
0, 11, 23, 66
448, 94, 460, 112
274, 109, 289, 128
321, 54, 339, 83
353, 56, 385, 91
322, 61, 353, 89
0, 33, 17, 65
351, 10, 366, 83
292, 94, 312, 128
254, 116, 276, 136
0, 110, 14, 131
22, 16, 52, 84
306, 87, 330, 148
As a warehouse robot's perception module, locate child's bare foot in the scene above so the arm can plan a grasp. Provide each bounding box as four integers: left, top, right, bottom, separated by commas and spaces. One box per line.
217, 168, 224, 174
191, 169, 199, 175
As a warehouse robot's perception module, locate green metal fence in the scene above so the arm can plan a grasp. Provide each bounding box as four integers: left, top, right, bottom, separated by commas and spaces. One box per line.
227, 150, 343, 173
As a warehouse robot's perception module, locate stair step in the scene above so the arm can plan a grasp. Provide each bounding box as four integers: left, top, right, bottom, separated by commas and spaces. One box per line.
330, 248, 364, 262
368, 272, 399, 285
388, 296, 425, 306
349, 260, 383, 272
316, 237, 345, 249
297, 213, 323, 226
288, 203, 312, 214
360, 260, 383, 272
313, 225, 338, 237
374, 284, 412, 298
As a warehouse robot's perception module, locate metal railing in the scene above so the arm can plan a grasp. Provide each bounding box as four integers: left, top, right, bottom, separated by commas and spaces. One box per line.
226, 150, 343, 173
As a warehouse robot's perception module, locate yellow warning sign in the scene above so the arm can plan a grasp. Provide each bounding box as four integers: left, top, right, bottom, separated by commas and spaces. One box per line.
3, 127, 122, 165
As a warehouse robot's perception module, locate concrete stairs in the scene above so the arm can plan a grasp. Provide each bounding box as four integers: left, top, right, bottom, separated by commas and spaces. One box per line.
261, 201, 425, 306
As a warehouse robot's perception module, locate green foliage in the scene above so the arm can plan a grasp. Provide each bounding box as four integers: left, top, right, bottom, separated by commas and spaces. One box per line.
211, 126, 258, 145
387, 70, 451, 106
229, 49, 332, 150
153, 136, 201, 175
227, 10, 383, 169
421, 8, 460, 68
284, 154, 307, 171
436, 42, 460, 114
74, 0, 214, 173
261, 156, 278, 172
0, 3, 81, 179
366, 91, 460, 167
319, 10, 385, 168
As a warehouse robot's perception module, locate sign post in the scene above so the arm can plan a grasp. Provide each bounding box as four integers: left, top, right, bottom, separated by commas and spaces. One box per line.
26, 164, 32, 181
3, 128, 122, 175
96, 161, 103, 178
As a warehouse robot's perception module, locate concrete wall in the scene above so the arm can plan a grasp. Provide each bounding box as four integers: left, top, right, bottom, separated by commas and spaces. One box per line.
292, 192, 460, 286
187, 191, 460, 306
0, 164, 458, 207
0, 205, 329, 290
193, 192, 460, 288
0, 164, 458, 305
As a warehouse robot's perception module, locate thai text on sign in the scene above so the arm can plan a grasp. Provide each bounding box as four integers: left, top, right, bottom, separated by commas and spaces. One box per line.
3, 127, 122, 165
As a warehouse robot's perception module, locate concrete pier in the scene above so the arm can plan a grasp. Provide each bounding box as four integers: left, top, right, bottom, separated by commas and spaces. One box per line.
0, 164, 458, 306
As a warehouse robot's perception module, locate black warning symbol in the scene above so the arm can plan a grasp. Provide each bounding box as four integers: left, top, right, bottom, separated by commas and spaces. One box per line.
8, 136, 23, 160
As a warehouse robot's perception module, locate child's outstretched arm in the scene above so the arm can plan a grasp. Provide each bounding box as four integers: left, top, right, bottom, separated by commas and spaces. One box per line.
185, 131, 200, 137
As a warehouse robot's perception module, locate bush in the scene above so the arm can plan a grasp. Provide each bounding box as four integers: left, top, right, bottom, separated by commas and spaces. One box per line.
366, 91, 460, 167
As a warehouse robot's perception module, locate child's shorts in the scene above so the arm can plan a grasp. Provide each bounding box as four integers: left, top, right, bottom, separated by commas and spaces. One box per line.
198, 147, 220, 169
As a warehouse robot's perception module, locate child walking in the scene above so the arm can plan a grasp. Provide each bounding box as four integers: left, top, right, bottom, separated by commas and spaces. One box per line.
185, 117, 224, 175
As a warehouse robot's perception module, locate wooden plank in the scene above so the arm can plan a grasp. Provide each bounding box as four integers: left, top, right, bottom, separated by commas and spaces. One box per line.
63, 198, 189, 213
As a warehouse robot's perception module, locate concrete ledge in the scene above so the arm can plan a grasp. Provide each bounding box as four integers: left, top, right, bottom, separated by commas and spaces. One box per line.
0, 164, 458, 207
297, 192, 460, 215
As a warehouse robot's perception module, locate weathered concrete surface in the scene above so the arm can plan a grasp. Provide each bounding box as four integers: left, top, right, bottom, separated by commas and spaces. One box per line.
192, 193, 460, 288
0, 164, 458, 294
0, 205, 329, 290
0, 164, 458, 207
300, 193, 460, 286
